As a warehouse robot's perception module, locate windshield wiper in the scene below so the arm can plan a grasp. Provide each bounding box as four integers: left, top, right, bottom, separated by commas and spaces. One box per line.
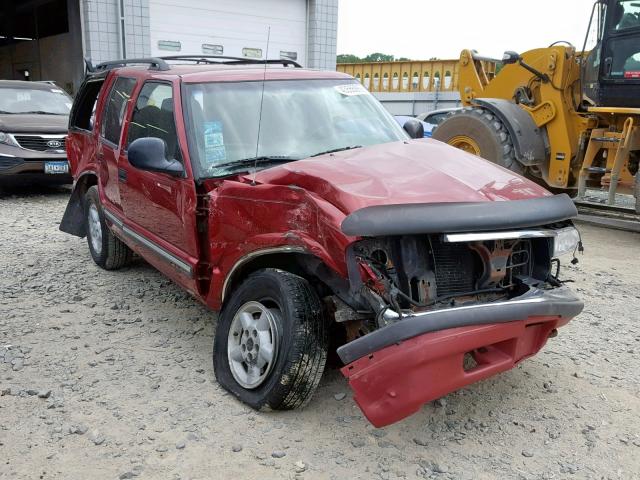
309, 145, 362, 157
219, 155, 298, 172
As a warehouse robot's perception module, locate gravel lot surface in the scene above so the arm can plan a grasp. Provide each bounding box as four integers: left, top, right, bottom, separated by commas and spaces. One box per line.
1, 184, 639, 480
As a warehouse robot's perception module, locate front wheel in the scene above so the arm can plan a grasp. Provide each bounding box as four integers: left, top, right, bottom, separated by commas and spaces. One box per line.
214, 269, 328, 411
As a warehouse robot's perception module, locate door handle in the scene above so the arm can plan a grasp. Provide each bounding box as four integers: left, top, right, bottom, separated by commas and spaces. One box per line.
118, 168, 127, 183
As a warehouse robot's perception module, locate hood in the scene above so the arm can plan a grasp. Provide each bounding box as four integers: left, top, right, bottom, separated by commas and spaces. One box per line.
0, 114, 69, 133
250, 139, 551, 214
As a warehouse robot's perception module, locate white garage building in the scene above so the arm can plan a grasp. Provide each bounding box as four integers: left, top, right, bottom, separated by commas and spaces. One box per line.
89, 0, 338, 72
0, 0, 338, 95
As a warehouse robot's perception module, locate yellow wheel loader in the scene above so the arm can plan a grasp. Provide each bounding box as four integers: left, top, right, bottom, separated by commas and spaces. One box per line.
433, 0, 640, 214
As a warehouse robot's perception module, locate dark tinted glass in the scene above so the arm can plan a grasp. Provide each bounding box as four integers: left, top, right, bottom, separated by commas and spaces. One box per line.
101, 77, 136, 145
127, 82, 179, 159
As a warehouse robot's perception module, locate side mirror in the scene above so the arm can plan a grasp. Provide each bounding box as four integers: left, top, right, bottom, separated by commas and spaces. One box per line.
128, 137, 183, 177
403, 118, 424, 139
502, 51, 521, 65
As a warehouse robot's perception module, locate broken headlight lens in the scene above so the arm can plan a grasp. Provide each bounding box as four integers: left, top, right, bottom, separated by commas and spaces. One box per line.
553, 226, 580, 258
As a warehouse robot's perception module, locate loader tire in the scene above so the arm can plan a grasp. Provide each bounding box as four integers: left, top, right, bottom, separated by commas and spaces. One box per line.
433, 106, 524, 175
635, 174, 640, 215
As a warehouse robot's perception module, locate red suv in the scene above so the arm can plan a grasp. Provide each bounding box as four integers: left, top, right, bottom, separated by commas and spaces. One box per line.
60, 56, 583, 427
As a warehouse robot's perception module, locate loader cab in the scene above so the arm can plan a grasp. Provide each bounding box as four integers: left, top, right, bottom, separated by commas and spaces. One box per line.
583, 0, 640, 107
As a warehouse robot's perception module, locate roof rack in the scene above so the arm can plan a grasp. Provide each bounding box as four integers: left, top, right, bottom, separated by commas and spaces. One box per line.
91, 57, 171, 72
84, 55, 302, 76
158, 55, 302, 68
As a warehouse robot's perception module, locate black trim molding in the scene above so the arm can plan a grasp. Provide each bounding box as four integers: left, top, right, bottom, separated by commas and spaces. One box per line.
103, 208, 193, 277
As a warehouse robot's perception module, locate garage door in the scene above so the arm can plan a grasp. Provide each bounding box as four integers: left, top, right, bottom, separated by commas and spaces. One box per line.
149, 0, 307, 66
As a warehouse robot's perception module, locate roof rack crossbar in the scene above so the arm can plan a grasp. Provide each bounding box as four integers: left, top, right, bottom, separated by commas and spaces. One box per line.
85, 55, 302, 76
158, 55, 302, 68
93, 57, 171, 72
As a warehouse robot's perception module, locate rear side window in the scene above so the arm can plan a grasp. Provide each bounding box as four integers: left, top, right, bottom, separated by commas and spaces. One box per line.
69, 79, 104, 131
127, 82, 180, 159
101, 77, 136, 145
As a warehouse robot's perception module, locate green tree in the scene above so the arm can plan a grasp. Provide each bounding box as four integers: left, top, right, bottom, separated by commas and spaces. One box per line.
337, 53, 413, 64
337, 54, 362, 64
363, 52, 395, 62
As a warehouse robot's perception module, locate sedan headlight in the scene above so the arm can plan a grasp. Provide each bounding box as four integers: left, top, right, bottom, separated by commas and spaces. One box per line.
0, 132, 17, 147
553, 226, 580, 258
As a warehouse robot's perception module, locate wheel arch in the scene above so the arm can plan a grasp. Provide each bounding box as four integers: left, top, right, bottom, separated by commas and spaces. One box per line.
472, 98, 548, 167
59, 171, 99, 237
220, 248, 352, 312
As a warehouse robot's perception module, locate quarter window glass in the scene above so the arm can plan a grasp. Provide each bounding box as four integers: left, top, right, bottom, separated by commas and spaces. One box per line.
101, 77, 136, 145
127, 83, 180, 160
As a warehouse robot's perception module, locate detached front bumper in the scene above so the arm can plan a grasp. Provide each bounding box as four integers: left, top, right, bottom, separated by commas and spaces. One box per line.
339, 286, 583, 427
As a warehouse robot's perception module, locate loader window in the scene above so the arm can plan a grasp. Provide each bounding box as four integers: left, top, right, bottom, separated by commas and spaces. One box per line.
614, 0, 640, 30
603, 35, 640, 78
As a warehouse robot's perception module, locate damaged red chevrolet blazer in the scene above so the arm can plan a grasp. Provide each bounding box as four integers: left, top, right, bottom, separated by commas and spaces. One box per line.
60, 57, 583, 427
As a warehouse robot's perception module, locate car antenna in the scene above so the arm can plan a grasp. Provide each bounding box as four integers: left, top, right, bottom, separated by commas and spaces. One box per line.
251, 26, 271, 186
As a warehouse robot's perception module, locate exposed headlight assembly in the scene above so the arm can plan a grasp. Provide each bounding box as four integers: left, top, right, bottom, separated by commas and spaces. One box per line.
553, 226, 581, 258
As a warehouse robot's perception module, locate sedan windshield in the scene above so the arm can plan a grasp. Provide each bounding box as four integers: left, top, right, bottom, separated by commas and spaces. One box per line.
0, 86, 72, 115
183, 79, 408, 178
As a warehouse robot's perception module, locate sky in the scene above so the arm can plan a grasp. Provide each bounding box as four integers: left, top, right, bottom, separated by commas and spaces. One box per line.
337, 0, 597, 60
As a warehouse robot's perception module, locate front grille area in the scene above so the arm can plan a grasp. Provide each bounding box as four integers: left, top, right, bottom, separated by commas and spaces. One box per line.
354, 234, 547, 313
13, 135, 66, 152
430, 238, 534, 298
501, 240, 533, 288
431, 239, 477, 297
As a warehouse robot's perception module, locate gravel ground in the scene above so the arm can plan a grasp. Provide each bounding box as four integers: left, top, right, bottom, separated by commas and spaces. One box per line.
1, 183, 639, 480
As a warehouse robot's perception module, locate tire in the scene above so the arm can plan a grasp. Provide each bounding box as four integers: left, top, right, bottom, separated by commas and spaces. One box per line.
214, 269, 328, 411
84, 186, 132, 270
433, 106, 524, 175
635, 174, 640, 215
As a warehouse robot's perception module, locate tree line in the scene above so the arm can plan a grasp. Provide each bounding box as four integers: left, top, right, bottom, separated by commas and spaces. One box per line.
338, 53, 409, 63
337, 53, 441, 63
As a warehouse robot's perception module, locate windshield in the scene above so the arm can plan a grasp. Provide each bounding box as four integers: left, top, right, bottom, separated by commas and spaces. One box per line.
183, 79, 408, 178
0, 85, 72, 115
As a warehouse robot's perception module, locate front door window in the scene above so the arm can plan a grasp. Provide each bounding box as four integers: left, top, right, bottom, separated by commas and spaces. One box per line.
126, 82, 180, 160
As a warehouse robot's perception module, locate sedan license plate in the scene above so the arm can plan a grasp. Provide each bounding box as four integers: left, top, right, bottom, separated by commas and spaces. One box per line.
44, 161, 69, 175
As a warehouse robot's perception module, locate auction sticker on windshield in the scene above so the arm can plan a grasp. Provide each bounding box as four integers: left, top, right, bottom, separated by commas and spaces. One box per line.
334, 83, 368, 96
44, 161, 69, 174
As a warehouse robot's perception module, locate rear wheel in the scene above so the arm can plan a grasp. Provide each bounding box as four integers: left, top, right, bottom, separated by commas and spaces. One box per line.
214, 269, 328, 411
433, 106, 524, 175
84, 186, 132, 270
